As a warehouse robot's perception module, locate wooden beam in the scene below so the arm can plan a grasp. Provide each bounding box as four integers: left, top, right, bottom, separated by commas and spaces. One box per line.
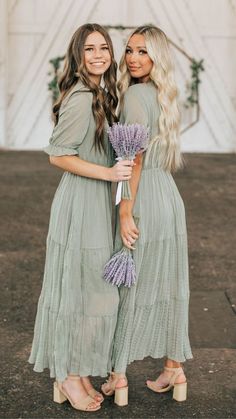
9, 23, 47, 34
7, 0, 98, 148
148, 0, 236, 150
0, 0, 8, 147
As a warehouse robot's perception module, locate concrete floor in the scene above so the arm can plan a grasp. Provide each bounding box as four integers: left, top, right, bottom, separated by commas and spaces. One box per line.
0, 151, 236, 418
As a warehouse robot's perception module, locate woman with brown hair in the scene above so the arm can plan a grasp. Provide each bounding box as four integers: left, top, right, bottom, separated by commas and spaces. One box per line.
28, 23, 133, 412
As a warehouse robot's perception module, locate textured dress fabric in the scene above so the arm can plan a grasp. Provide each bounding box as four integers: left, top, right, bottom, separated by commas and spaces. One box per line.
112, 82, 193, 372
29, 82, 119, 381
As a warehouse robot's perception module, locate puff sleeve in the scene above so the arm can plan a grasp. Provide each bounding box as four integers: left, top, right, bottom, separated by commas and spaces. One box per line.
120, 85, 149, 128
44, 91, 93, 156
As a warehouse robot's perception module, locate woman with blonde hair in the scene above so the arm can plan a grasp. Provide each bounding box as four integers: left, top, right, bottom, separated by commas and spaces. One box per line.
102, 25, 193, 405
28, 23, 133, 412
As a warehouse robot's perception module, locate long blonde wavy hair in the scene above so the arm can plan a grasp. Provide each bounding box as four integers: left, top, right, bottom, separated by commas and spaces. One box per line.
118, 25, 182, 172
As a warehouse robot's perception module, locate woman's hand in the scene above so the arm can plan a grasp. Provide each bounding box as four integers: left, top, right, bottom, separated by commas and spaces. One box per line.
120, 213, 139, 250
108, 160, 134, 182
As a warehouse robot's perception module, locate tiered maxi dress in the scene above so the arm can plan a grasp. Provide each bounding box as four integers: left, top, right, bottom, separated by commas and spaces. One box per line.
112, 82, 193, 372
29, 81, 119, 381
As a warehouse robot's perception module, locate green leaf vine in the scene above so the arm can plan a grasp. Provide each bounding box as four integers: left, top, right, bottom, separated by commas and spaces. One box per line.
185, 59, 204, 108
48, 55, 204, 109
48, 56, 65, 102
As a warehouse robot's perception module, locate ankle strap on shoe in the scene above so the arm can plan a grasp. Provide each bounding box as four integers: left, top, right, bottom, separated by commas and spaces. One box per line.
164, 367, 184, 385
66, 375, 81, 381
164, 367, 183, 372
111, 372, 127, 379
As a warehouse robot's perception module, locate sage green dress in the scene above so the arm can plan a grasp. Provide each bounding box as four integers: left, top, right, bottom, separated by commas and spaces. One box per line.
29, 81, 119, 381
112, 82, 193, 372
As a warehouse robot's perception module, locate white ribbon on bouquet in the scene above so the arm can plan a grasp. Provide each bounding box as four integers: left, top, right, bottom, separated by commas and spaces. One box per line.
115, 157, 123, 205
115, 156, 134, 205
116, 181, 123, 205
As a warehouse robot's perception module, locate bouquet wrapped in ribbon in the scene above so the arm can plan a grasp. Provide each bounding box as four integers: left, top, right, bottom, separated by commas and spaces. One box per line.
107, 123, 149, 205
104, 124, 148, 288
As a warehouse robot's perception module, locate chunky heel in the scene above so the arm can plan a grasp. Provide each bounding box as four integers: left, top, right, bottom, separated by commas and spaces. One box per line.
53, 381, 67, 404
173, 382, 187, 402
114, 386, 128, 406
53, 378, 101, 411
101, 372, 128, 405
146, 366, 187, 403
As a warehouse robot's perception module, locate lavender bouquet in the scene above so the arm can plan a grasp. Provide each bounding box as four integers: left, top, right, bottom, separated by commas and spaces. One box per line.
103, 217, 139, 288
104, 247, 136, 287
108, 123, 149, 205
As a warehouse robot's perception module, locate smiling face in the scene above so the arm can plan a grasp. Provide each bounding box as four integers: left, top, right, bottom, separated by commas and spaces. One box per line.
125, 34, 153, 83
84, 31, 111, 85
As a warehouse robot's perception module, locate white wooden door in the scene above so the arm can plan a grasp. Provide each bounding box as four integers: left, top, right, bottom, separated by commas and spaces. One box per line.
1, 0, 236, 152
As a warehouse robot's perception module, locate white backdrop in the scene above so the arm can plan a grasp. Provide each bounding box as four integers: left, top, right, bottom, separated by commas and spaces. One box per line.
0, 0, 236, 152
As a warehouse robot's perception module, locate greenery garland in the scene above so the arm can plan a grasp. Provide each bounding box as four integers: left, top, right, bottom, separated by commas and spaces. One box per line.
48, 56, 204, 107
48, 56, 65, 102
185, 59, 204, 108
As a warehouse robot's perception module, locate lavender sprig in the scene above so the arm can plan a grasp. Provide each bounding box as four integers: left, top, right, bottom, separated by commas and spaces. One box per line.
108, 123, 149, 202
103, 216, 139, 288
108, 123, 149, 159
103, 247, 136, 287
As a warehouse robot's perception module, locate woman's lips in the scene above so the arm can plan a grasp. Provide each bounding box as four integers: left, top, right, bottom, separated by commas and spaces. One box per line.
90, 62, 106, 66
128, 66, 141, 71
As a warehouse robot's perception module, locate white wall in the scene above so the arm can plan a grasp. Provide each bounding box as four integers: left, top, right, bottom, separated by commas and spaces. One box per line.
0, 0, 7, 147
0, 0, 236, 152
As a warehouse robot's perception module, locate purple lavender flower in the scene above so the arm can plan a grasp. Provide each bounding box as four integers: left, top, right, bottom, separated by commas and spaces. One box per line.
108, 123, 149, 159
103, 247, 136, 288
103, 216, 140, 288
108, 123, 149, 202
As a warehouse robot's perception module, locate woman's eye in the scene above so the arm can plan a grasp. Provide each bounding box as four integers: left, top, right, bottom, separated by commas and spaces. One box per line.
125, 49, 132, 54
85, 47, 93, 51
139, 50, 147, 55
102, 46, 109, 50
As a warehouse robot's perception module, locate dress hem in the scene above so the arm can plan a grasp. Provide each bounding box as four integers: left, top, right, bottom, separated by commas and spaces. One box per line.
28, 360, 110, 381
113, 350, 194, 373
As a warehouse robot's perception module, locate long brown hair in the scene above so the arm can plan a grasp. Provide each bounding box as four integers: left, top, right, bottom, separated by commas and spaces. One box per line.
53, 23, 118, 152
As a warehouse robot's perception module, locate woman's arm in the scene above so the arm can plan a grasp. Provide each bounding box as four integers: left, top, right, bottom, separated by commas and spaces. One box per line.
117, 85, 150, 249
50, 155, 133, 182
119, 153, 143, 249
46, 91, 132, 182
